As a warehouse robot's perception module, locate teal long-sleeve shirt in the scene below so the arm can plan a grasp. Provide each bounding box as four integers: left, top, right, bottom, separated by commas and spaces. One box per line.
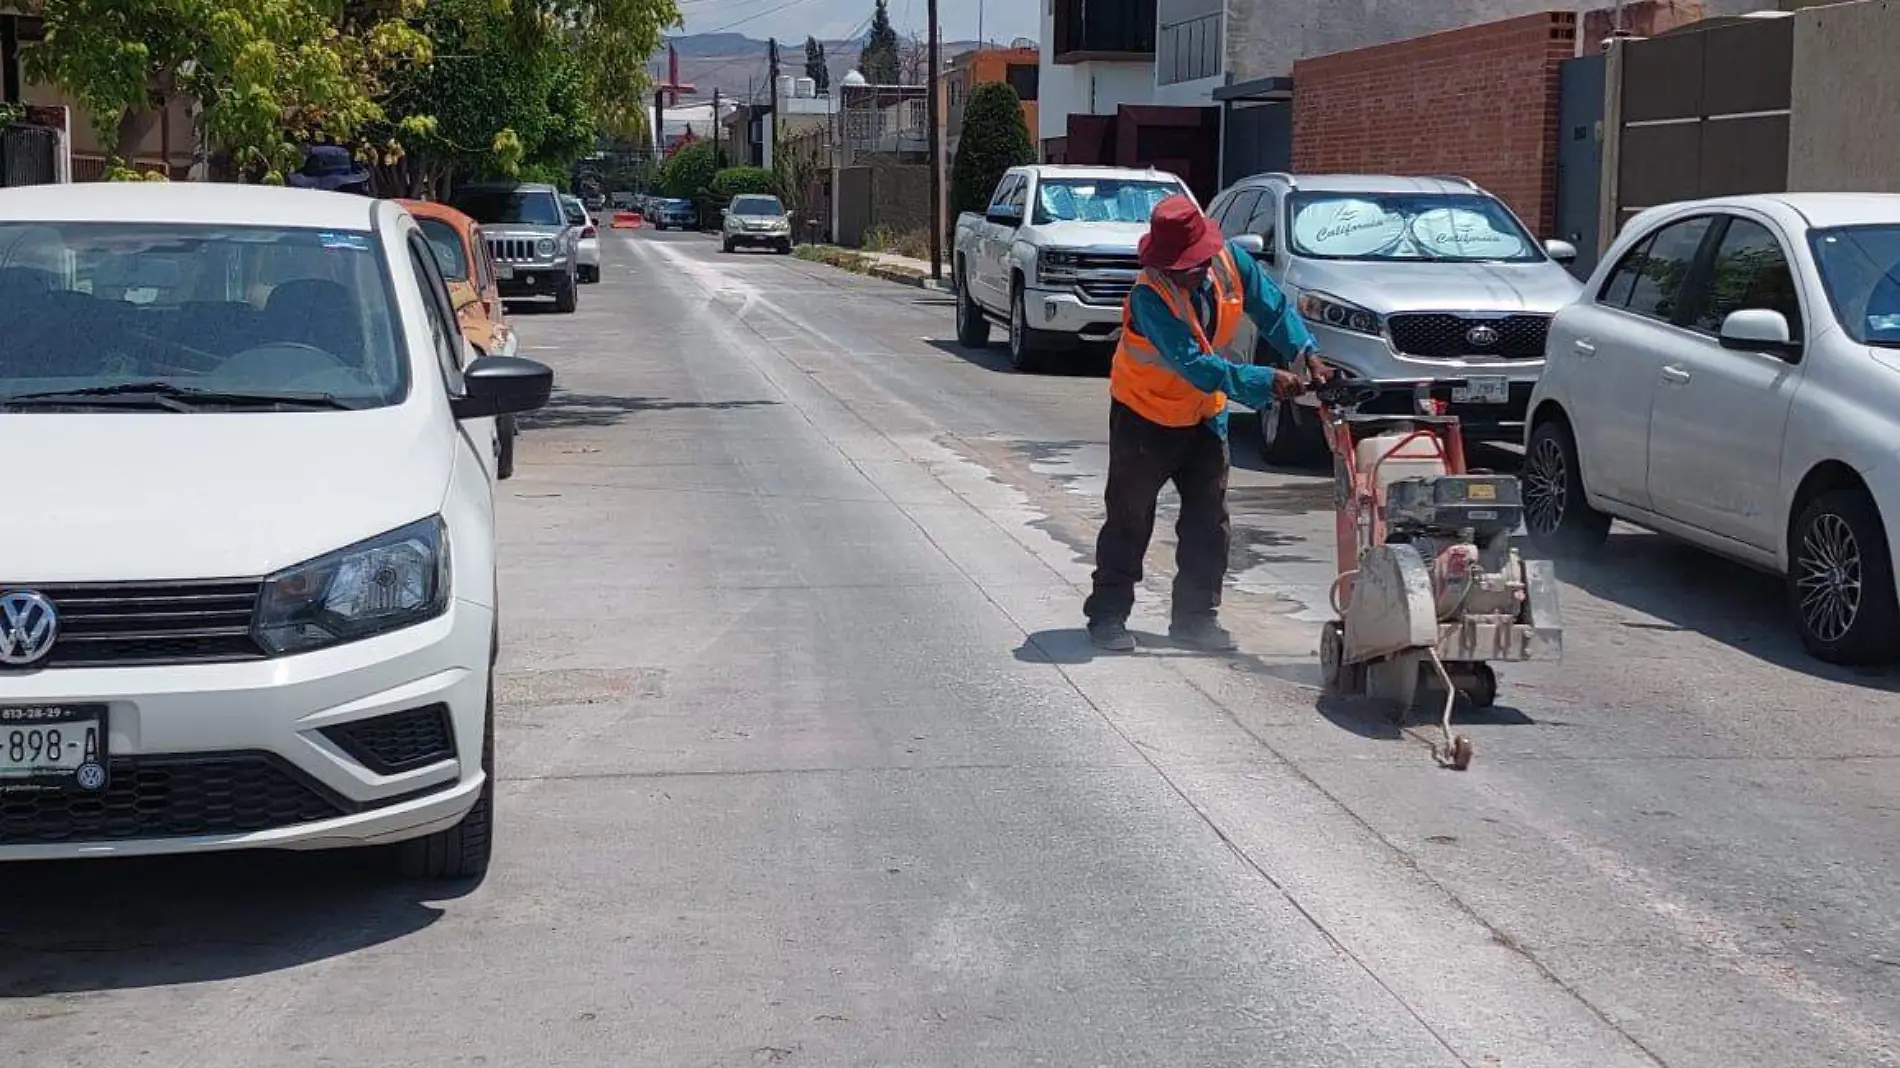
1126, 238, 1319, 437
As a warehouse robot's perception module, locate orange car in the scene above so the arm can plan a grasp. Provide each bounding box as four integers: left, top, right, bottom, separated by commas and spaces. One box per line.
402, 199, 522, 478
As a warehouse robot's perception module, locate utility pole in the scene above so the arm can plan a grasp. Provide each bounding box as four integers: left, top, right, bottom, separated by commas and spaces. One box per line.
925, 0, 943, 281
712, 86, 724, 168
766, 37, 780, 170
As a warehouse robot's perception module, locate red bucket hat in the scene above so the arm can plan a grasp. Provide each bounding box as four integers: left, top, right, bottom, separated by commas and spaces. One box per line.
1138, 194, 1225, 271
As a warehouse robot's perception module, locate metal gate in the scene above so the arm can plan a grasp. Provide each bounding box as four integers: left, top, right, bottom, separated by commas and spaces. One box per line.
1221, 102, 1291, 189
1606, 16, 1792, 239
1554, 53, 1605, 279
0, 123, 58, 187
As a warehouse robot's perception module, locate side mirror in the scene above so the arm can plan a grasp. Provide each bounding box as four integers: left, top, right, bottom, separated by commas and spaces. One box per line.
1231, 232, 1275, 263
1544, 238, 1579, 264
1718, 308, 1800, 360
452, 355, 554, 419
985, 206, 1022, 226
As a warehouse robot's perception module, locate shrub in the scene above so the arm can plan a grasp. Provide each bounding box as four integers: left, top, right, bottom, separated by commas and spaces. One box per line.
950, 82, 1036, 219
711, 166, 783, 199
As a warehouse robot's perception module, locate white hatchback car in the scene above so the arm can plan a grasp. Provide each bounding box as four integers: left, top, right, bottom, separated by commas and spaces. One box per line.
1524, 193, 1900, 664
561, 194, 600, 283
0, 184, 552, 878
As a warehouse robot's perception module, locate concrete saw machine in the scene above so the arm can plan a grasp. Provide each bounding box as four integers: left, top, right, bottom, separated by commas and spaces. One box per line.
1306, 378, 1564, 770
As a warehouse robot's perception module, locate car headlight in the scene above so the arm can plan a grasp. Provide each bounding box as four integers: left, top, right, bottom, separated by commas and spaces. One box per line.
1296, 291, 1385, 337
536, 238, 556, 257
253, 517, 450, 655
1038, 249, 1080, 284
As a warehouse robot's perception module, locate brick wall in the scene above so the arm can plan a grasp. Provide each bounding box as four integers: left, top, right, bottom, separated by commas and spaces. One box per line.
1290, 11, 1578, 235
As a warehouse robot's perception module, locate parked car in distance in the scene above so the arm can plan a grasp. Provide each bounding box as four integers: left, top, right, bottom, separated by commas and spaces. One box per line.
953, 164, 1193, 371
561, 194, 601, 283
1525, 192, 1900, 664
1203, 173, 1584, 463
447, 181, 580, 313
404, 197, 524, 479
0, 183, 554, 877
651, 198, 697, 231
721, 194, 793, 254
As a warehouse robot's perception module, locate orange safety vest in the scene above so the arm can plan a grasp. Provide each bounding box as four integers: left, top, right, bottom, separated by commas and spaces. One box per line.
1110, 247, 1246, 428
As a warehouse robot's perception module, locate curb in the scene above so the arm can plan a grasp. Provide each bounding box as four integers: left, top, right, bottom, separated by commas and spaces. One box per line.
795, 246, 948, 292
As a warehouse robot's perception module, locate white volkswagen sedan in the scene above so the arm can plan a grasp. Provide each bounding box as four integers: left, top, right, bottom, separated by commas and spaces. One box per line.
0, 184, 552, 878
1524, 193, 1900, 665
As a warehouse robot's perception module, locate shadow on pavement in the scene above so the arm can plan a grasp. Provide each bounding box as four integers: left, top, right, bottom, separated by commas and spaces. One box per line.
922, 339, 1110, 377
0, 849, 464, 995
1556, 532, 1900, 692
520, 392, 781, 430
1315, 690, 1535, 741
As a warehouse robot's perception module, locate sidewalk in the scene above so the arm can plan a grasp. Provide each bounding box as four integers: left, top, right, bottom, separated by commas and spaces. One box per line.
794, 245, 948, 291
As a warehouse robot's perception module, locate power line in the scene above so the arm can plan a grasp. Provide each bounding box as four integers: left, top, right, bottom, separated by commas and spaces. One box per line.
699, 0, 824, 35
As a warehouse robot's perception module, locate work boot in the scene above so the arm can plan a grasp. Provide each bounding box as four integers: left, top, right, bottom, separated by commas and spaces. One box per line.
1169, 616, 1237, 652
1088, 618, 1137, 653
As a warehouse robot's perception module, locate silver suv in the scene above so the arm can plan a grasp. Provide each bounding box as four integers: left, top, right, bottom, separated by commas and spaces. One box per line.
1206, 173, 1584, 462
448, 182, 581, 313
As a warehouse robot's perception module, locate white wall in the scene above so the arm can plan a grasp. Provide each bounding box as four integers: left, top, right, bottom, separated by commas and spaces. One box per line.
1151, 72, 1223, 107
1037, 0, 1156, 143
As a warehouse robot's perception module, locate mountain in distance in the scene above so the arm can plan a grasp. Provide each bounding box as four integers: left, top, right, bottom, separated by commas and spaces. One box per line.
649, 32, 1000, 102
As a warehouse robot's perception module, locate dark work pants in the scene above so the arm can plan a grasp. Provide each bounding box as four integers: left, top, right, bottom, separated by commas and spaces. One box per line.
1083, 400, 1231, 626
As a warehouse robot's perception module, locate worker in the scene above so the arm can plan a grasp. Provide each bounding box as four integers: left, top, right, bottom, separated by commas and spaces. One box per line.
1085, 194, 1329, 653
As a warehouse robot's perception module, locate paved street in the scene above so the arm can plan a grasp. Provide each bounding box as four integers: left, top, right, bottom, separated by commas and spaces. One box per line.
3, 225, 1898, 1067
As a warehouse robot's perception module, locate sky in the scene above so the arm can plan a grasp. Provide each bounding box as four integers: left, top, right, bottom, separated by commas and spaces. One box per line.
675, 0, 1040, 45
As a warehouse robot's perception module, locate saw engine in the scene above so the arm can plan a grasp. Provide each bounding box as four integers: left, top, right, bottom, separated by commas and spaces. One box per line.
1380, 474, 1528, 622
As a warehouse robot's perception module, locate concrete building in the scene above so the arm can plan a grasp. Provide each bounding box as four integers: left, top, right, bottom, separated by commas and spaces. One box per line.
945, 45, 1040, 159
1037, 0, 1157, 159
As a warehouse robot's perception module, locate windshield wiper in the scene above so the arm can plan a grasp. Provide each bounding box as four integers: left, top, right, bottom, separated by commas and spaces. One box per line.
4, 381, 357, 411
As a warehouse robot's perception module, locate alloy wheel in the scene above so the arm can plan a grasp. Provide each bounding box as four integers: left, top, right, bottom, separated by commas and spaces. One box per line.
1795, 511, 1863, 644
1523, 433, 1568, 536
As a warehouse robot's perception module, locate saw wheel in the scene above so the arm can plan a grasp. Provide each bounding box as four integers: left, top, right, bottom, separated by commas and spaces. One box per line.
1365, 651, 1422, 716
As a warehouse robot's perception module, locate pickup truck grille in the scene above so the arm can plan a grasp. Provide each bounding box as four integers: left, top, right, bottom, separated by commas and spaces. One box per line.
1387, 313, 1551, 360
486, 237, 540, 263
1067, 252, 1141, 307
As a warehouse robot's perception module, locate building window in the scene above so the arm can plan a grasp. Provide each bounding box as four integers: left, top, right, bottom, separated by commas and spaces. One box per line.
1158, 12, 1220, 85
1053, 0, 1157, 60
1005, 64, 1039, 102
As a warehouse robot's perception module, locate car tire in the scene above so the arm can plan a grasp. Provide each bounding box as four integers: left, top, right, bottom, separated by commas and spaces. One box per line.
1008, 283, 1047, 373
1788, 488, 1900, 665
1523, 417, 1610, 553
579, 265, 597, 284
777, 240, 792, 255
955, 263, 991, 348
1258, 396, 1326, 467
722, 238, 734, 253
554, 274, 578, 313
398, 678, 495, 881
496, 413, 517, 481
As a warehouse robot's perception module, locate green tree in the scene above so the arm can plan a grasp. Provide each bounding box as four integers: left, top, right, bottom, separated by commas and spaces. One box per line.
658, 138, 717, 198
803, 36, 828, 93
25, 0, 426, 179
857, 0, 899, 85
711, 165, 780, 199
950, 82, 1034, 219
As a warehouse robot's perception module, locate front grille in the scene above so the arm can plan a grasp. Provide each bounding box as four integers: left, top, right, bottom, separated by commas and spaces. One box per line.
486, 237, 539, 263
322, 705, 456, 775
1387, 313, 1551, 360
3, 580, 264, 668
0, 752, 346, 844
1066, 252, 1139, 306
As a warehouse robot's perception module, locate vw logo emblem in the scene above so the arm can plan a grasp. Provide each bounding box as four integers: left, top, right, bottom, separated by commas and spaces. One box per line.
0, 590, 59, 667
75, 762, 107, 791
1466, 324, 1501, 347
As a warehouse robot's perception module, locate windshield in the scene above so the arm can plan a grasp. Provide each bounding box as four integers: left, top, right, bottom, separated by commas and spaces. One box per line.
1286, 192, 1543, 262
1033, 178, 1184, 224
1810, 224, 1900, 347
417, 218, 469, 282
0, 222, 407, 408
730, 196, 786, 217
449, 187, 565, 226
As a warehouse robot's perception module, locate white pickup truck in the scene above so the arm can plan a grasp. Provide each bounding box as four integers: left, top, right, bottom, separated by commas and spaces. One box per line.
952, 164, 1194, 371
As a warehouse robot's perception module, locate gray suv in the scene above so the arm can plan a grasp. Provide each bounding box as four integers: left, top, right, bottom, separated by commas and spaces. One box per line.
449, 181, 581, 313
1205, 173, 1584, 462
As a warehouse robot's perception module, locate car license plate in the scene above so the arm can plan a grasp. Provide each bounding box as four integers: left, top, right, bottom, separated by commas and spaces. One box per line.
0, 705, 108, 793
1451, 376, 1510, 404
493, 263, 514, 280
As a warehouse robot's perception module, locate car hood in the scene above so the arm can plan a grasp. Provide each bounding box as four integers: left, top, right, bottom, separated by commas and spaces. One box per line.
1026, 220, 1149, 254
1285, 258, 1584, 314
483, 224, 566, 239
2, 409, 452, 582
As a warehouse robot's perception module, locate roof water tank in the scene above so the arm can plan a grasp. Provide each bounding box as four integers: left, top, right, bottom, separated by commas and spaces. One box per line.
776, 75, 795, 99
794, 77, 816, 98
